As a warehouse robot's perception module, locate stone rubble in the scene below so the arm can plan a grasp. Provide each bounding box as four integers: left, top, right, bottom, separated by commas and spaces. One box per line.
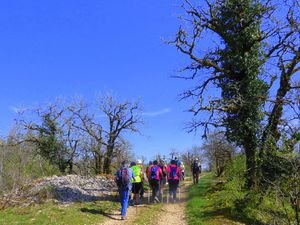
0, 175, 117, 207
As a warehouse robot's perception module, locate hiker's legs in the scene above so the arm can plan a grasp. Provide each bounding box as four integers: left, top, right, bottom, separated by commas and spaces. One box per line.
168, 180, 175, 198
133, 183, 141, 204
196, 171, 199, 183
119, 189, 130, 217
192, 172, 196, 184
154, 180, 160, 200
173, 180, 179, 199
159, 178, 166, 198
150, 181, 156, 201
140, 182, 144, 198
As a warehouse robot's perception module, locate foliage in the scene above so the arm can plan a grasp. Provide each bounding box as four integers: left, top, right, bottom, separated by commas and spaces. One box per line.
216, 154, 299, 224
0, 140, 59, 194
172, 0, 300, 190
17, 94, 142, 176
36, 112, 69, 173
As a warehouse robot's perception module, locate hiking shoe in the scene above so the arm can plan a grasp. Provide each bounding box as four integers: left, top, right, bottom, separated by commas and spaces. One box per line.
121, 216, 125, 220
129, 200, 135, 206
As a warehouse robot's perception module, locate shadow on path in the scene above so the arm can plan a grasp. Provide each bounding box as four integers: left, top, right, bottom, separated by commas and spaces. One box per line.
80, 208, 122, 221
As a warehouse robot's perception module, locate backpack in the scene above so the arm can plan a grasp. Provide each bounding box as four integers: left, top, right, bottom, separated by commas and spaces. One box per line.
116, 167, 130, 187
192, 162, 199, 173
150, 166, 159, 180
169, 166, 178, 179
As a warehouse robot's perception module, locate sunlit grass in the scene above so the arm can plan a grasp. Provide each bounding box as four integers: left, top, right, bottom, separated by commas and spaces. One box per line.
0, 200, 118, 225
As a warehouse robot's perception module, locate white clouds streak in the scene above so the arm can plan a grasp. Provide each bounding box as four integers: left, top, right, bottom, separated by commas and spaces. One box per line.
143, 108, 171, 117
10, 106, 21, 113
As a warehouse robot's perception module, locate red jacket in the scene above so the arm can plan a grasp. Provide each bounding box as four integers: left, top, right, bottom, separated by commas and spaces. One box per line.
166, 164, 181, 181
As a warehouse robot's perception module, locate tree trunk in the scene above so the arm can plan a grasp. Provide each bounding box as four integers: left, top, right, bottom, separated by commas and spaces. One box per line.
244, 141, 256, 189
68, 160, 73, 174
94, 154, 102, 174
103, 145, 113, 174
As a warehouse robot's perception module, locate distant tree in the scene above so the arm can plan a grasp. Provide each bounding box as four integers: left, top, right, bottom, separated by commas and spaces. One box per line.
98, 95, 143, 174
202, 132, 235, 177
169, 148, 180, 161
113, 139, 135, 169
68, 99, 105, 174
181, 145, 203, 168
69, 95, 143, 174
19, 103, 69, 173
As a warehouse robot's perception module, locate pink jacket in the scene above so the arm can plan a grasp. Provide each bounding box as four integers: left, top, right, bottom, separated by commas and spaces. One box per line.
148, 165, 163, 180
166, 165, 181, 180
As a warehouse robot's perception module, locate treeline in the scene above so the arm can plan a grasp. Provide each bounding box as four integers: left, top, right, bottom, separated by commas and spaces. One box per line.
171, 0, 300, 224
0, 94, 141, 194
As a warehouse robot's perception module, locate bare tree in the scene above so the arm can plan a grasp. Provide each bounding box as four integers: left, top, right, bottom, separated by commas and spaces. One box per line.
202, 132, 235, 177
69, 95, 143, 174
181, 145, 203, 169
98, 94, 143, 174
68, 99, 105, 174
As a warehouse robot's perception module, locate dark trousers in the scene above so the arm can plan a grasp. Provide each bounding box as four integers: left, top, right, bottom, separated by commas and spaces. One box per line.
193, 171, 199, 184
149, 180, 160, 200
181, 171, 185, 180
168, 179, 179, 199
140, 182, 144, 197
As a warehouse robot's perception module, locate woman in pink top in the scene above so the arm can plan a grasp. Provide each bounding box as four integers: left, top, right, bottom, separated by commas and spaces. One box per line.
166, 159, 181, 203
147, 160, 163, 203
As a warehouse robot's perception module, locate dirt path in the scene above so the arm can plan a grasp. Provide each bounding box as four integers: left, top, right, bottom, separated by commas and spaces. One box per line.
100, 181, 190, 225
155, 181, 189, 225
99, 190, 156, 225
98, 204, 146, 225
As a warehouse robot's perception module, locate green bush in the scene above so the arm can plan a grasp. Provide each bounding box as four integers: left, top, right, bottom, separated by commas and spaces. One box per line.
214, 155, 246, 209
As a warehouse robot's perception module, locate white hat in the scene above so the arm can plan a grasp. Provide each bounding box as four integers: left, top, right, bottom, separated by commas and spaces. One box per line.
137, 159, 142, 164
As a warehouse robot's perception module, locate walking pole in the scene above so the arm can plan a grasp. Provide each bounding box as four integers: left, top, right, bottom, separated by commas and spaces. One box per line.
167, 180, 169, 204
161, 181, 164, 204
148, 182, 150, 204
179, 183, 181, 201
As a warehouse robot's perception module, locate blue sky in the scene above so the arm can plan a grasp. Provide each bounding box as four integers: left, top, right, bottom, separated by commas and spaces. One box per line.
0, 0, 203, 160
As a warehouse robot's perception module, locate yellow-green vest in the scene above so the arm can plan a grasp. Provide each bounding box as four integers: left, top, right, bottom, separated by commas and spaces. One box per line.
131, 165, 142, 183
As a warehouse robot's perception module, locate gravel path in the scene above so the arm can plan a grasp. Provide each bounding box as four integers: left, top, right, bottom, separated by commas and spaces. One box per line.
156, 181, 189, 225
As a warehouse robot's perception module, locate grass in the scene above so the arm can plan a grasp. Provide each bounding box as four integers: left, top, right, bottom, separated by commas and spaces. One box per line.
186, 173, 246, 225
0, 200, 118, 225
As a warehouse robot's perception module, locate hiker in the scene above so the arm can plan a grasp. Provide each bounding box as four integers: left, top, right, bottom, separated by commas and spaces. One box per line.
137, 159, 146, 200
146, 160, 153, 175
130, 161, 143, 205
158, 159, 168, 198
180, 161, 185, 181
115, 161, 135, 220
167, 159, 181, 203
174, 156, 181, 167
147, 160, 163, 203
191, 158, 201, 184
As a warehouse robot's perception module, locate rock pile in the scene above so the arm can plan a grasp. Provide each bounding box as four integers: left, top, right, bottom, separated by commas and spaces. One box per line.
0, 175, 117, 207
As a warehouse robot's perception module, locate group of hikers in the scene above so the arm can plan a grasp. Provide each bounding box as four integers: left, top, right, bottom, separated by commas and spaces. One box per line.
114, 157, 202, 220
